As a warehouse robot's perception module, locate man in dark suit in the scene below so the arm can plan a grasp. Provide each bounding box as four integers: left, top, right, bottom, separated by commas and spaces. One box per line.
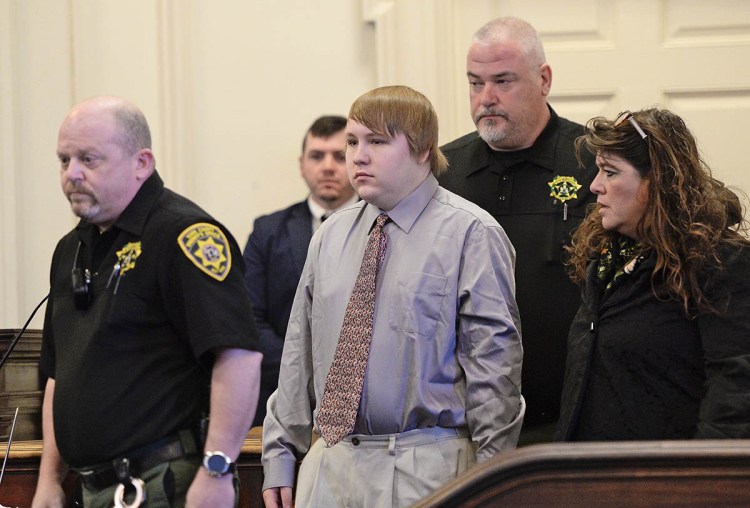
243, 116, 357, 426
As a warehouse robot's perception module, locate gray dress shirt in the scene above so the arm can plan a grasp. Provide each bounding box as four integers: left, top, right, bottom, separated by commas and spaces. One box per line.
262, 174, 524, 489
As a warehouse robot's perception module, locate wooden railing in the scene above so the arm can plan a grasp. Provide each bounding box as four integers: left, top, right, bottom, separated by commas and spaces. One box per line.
414, 440, 750, 507
7, 435, 750, 507
5, 329, 750, 507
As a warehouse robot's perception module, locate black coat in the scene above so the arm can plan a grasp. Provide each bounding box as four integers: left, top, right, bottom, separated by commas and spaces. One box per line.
557, 245, 750, 440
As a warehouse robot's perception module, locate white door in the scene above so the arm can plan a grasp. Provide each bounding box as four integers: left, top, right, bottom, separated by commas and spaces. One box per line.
363, 0, 750, 196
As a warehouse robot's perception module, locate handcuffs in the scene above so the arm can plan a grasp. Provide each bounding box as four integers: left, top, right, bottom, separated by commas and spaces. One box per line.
112, 458, 147, 508
113, 477, 146, 508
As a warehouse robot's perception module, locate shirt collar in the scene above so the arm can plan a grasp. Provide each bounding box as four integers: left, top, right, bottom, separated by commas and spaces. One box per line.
468, 104, 562, 176
307, 197, 328, 221
75, 171, 164, 239
362, 173, 438, 234
307, 194, 359, 221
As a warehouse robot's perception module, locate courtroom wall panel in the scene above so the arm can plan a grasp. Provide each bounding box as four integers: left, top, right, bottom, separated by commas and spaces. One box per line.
2, 0, 749, 330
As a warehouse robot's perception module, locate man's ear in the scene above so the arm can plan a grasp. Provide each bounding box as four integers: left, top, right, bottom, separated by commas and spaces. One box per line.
134, 148, 155, 179
540, 63, 552, 97
417, 149, 430, 165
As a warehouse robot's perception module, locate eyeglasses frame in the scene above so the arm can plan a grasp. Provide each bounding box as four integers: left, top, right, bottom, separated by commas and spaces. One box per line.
614, 111, 648, 140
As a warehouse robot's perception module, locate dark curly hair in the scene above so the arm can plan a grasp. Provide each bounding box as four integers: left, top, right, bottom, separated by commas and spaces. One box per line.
568, 108, 749, 316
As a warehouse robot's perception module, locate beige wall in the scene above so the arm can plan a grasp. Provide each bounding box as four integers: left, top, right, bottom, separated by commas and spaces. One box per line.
0, 0, 375, 327
2, 0, 750, 328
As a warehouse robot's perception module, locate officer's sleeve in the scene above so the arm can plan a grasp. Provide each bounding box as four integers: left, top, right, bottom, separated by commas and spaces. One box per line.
166, 220, 259, 360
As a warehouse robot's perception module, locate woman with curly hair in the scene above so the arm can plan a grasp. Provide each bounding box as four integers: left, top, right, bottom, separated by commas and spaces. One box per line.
556, 108, 750, 441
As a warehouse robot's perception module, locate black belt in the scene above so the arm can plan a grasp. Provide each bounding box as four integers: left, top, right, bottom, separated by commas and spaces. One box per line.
75, 429, 200, 491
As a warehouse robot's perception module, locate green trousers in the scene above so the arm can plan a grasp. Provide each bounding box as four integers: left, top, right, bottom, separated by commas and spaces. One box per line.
81, 456, 239, 508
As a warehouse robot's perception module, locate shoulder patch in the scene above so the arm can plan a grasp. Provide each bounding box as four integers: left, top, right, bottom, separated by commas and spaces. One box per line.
177, 222, 232, 281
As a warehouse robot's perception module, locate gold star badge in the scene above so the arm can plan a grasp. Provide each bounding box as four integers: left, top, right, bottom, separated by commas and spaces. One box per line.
115, 242, 142, 275
548, 175, 582, 204
178, 222, 232, 281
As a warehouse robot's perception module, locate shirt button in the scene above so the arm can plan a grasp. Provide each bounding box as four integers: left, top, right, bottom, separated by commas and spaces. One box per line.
351, 437, 360, 446
498, 196, 506, 201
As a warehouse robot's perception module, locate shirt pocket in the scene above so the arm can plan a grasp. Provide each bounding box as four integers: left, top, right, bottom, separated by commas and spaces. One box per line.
388, 271, 448, 339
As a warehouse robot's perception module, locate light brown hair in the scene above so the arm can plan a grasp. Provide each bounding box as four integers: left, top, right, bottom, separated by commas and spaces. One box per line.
348, 85, 448, 176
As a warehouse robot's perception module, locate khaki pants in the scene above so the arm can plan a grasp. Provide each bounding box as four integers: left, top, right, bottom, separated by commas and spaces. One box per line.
296, 427, 476, 508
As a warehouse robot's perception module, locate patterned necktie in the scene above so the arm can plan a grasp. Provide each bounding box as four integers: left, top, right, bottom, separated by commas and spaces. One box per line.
317, 213, 389, 446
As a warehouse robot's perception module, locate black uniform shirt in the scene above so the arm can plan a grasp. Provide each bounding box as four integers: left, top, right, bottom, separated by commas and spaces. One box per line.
40, 172, 259, 467
439, 107, 597, 427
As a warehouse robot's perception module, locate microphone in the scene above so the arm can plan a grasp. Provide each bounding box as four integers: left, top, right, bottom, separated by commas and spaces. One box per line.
0, 293, 49, 372
71, 241, 92, 309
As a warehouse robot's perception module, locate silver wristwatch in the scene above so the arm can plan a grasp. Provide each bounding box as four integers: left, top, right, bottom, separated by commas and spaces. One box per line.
202, 451, 237, 477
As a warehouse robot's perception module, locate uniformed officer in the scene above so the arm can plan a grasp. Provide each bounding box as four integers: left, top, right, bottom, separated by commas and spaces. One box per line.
32, 96, 262, 508
439, 17, 598, 444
